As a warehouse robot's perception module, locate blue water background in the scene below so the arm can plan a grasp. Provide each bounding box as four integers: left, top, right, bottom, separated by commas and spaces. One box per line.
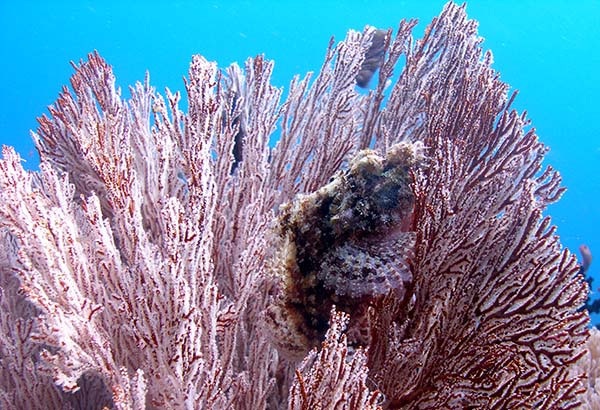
1, 1, 598, 322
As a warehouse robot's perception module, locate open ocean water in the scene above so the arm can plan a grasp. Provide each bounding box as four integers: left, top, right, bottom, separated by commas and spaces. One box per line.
1, 1, 598, 322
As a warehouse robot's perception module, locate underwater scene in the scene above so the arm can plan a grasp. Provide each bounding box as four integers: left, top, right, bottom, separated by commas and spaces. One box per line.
0, 1, 599, 408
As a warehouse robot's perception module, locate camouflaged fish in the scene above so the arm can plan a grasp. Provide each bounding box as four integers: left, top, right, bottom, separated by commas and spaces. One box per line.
264, 141, 426, 358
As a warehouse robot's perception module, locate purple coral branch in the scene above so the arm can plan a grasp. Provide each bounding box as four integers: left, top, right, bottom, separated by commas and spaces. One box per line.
0, 1, 591, 409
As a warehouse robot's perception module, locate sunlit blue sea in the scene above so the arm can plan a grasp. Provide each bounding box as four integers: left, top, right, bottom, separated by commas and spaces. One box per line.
1, 1, 598, 322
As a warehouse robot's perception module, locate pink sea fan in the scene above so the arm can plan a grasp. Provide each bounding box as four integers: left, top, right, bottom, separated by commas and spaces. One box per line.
0, 2, 590, 409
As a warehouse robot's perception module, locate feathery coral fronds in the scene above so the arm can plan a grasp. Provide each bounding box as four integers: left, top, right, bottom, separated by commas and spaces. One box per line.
0, 2, 590, 409
289, 309, 382, 410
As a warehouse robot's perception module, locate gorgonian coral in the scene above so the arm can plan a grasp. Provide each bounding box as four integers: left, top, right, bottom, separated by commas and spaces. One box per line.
0, 2, 590, 409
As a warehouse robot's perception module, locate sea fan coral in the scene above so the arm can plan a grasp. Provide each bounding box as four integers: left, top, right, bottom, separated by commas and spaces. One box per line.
0, 2, 590, 409
575, 327, 600, 409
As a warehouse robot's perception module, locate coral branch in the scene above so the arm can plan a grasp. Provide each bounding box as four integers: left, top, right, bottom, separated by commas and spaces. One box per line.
0, 1, 589, 408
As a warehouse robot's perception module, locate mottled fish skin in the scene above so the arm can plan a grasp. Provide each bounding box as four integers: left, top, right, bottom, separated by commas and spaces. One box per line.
356, 29, 387, 88
318, 231, 415, 300
580, 244, 592, 274
264, 141, 426, 358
